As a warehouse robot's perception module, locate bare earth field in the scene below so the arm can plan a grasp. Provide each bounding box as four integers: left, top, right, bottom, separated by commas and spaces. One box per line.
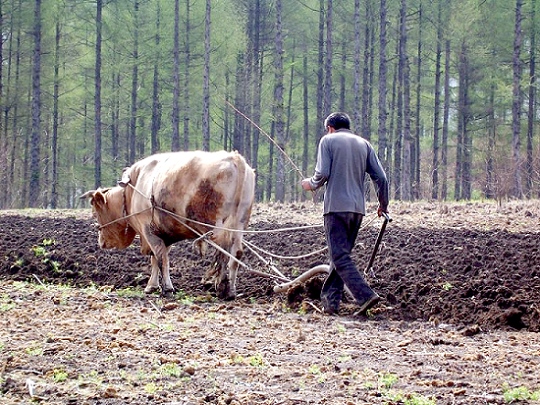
0, 200, 540, 404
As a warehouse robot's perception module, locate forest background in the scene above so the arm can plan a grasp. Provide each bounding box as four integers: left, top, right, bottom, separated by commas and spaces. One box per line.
0, 0, 536, 209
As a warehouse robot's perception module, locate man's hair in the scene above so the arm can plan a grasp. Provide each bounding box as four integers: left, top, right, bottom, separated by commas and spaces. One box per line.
324, 112, 351, 130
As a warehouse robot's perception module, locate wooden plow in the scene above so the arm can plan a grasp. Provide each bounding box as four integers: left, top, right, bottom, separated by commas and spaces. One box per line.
240, 212, 392, 295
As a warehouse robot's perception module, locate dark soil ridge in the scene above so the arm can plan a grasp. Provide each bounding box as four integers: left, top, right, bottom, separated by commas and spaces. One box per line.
0, 211, 539, 332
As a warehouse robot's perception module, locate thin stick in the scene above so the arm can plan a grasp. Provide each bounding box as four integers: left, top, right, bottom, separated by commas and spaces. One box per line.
224, 99, 306, 181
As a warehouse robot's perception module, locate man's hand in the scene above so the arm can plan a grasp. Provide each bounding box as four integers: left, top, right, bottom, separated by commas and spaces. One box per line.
301, 178, 313, 191
377, 206, 388, 217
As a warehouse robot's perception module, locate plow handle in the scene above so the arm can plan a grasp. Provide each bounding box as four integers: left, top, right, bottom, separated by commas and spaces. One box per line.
366, 212, 392, 272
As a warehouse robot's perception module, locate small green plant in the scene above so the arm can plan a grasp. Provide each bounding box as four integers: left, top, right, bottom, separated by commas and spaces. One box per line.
248, 353, 265, 367
161, 362, 183, 378
442, 282, 453, 291
308, 364, 321, 375
230, 353, 245, 364
26, 346, 44, 356
52, 368, 68, 383
31, 246, 47, 257
0, 302, 15, 312
503, 384, 540, 402
78, 370, 102, 387
48, 260, 61, 273
116, 287, 145, 298
0, 295, 15, 312
379, 372, 398, 389
42, 239, 55, 246
336, 323, 347, 333
307, 364, 325, 383
144, 382, 159, 394
387, 391, 436, 405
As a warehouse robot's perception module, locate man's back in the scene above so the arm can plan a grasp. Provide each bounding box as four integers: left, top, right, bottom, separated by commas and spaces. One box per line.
310, 129, 388, 215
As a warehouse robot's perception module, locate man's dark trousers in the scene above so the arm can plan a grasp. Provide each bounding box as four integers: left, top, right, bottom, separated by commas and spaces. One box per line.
321, 211, 376, 312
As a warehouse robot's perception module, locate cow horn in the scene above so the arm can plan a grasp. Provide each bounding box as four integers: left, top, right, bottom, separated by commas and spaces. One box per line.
80, 190, 96, 200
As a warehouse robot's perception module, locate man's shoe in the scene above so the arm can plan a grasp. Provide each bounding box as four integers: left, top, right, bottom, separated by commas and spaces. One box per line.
354, 293, 380, 316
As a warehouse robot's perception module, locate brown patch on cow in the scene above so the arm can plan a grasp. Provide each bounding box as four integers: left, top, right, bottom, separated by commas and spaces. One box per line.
185, 179, 223, 227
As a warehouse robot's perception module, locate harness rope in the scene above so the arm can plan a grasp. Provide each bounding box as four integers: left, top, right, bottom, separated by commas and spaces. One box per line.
95, 182, 382, 283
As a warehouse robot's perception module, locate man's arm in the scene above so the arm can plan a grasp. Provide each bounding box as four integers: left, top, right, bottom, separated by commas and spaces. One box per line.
366, 147, 389, 214
301, 137, 330, 191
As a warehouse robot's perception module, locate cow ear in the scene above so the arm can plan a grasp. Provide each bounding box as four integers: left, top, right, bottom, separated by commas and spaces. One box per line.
92, 190, 107, 208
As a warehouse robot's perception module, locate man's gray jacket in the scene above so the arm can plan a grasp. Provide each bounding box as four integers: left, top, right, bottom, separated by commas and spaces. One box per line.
308, 129, 389, 215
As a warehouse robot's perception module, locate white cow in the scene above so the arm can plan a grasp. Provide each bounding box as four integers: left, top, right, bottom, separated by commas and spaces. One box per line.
82, 150, 255, 299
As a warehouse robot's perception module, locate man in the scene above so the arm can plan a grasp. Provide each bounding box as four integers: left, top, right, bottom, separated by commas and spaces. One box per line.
301, 112, 389, 316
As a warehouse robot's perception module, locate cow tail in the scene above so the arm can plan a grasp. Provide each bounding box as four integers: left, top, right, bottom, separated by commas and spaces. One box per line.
231, 152, 254, 243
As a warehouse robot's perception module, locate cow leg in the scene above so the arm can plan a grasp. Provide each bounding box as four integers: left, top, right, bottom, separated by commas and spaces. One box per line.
143, 234, 174, 296
145, 254, 161, 294
159, 245, 174, 295
213, 253, 230, 299
225, 233, 244, 300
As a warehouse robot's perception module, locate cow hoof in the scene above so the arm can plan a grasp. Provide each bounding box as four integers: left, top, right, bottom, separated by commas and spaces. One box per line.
161, 288, 175, 298
216, 285, 236, 300
144, 285, 160, 294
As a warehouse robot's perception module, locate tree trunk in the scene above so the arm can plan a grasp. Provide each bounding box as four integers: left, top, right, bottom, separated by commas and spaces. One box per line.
455, 41, 472, 200
339, 40, 346, 112
1, 0, 13, 208
233, 52, 245, 154
485, 85, 496, 199
399, 0, 413, 201
243, 3, 254, 163
512, 0, 524, 198
377, 0, 389, 172
129, 0, 139, 163
323, 0, 333, 118
316, 0, 325, 145
51, 21, 60, 208
224, 72, 231, 151
352, 0, 361, 131
361, 2, 371, 140
302, 52, 309, 202
413, 2, 422, 200
266, 117, 275, 201
93, 0, 102, 189
151, 1, 161, 154
441, 39, 451, 200
393, 25, 402, 201
432, 0, 442, 200
29, 0, 42, 207
202, 0, 211, 151
111, 71, 120, 161
171, 0, 181, 151
274, 0, 285, 202
183, 0, 191, 151
9, 4, 22, 207
251, 0, 263, 200
527, 0, 535, 197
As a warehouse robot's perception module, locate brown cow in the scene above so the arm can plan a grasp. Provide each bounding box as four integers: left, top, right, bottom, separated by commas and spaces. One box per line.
81, 150, 255, 299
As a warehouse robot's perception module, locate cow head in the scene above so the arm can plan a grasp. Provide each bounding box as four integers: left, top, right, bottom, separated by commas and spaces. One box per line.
81, 187, 137, 250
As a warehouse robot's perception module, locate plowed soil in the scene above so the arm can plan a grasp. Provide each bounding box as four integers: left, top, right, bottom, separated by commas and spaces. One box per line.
0, 200, 539, 404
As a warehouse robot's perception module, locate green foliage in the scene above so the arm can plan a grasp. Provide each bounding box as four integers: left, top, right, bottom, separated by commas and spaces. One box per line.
116, 287, 145, 298
160, 363, 183, 378
52, 368, 69, 383
0, 0, 535, 206
502, 384, 540, 403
